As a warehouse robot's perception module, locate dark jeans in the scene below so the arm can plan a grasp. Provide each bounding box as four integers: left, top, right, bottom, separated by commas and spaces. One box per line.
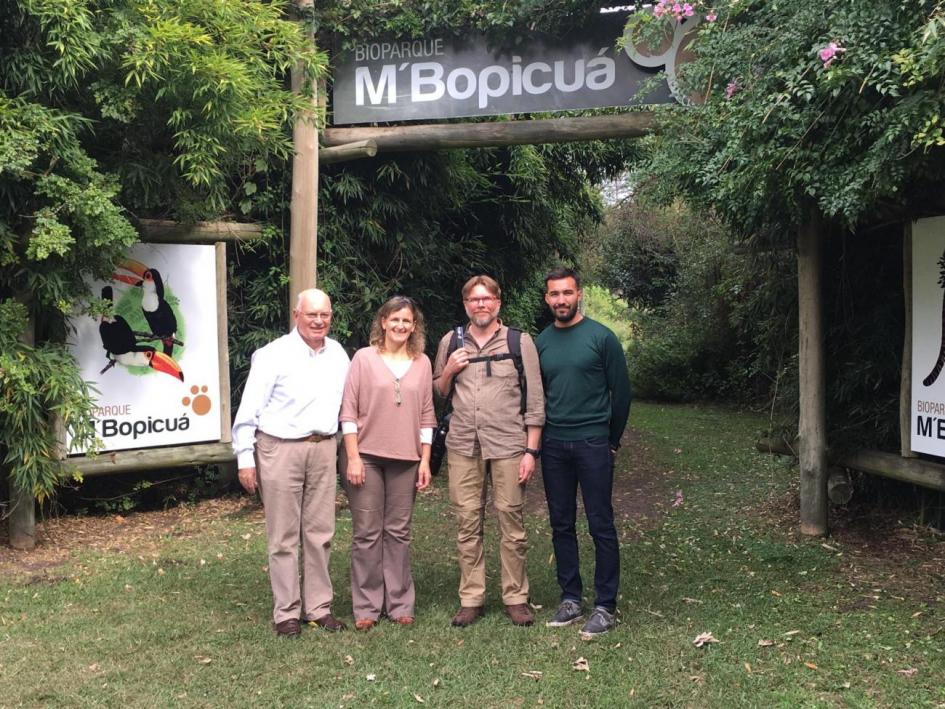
541, 436, 618, 612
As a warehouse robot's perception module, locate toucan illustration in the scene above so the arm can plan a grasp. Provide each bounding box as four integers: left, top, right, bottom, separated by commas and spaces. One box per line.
99, 286, 184, 381
114, 258, 181, 355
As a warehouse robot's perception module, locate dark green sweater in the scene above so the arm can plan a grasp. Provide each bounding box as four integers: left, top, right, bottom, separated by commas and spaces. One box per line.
536, 317, 632, 447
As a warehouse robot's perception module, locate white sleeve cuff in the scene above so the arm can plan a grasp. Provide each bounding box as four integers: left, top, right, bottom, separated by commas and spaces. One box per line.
237, 450, 256, 468
420, 427, 433, 445
341, 421, 359, 435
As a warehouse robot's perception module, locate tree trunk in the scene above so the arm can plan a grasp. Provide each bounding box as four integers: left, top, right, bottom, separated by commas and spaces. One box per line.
288, 0, 319, 326
901, 222, 915, 457
797, 213, 828, 536
8, 305, 36, 550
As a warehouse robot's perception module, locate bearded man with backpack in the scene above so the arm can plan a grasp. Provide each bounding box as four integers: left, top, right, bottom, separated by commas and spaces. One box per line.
433, 275, 545, 627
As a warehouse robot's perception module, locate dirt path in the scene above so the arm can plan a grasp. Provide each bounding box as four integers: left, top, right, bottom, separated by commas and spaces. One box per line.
1, 427, 676, 581
4, 426, 942, 597
525, 428, 676, 540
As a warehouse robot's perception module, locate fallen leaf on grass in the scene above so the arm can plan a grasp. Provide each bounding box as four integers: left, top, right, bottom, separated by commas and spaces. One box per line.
194, 656, 212, 664
682, 597, 703, 605
911, 611, 923, 618
805, 662, 818, 670
784, 630, 801, 636
693, 632, 719, 647
744, 663, 752, 673
241, 533, 251, 540
414, 694, 425, 703
521, 671, 543, 680
572, 657, 589, 672
758, 639, 775, 647
770, 590, 782, 597
343, 655, 354, 666
672, 490, 684, 507
432, 678, 440, 688
897, 668, 918, 677
529, 602, 543, 610
821, 543, 839, 552
366, 674, 376, 681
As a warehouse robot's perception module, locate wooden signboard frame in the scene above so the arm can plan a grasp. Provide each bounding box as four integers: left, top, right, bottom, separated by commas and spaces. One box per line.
61, 221, 262, 477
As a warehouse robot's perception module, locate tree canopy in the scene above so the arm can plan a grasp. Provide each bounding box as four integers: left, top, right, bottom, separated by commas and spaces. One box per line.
1, 0, 322, 498
626, 0, 945, 236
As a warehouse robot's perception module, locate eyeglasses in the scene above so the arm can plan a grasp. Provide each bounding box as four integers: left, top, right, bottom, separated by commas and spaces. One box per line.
464, 296, 498, 305
299, 311, 332, 322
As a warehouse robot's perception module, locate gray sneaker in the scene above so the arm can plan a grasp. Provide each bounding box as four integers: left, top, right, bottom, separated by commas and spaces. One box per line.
580, 606, 616, 637
545, 599, 585, 627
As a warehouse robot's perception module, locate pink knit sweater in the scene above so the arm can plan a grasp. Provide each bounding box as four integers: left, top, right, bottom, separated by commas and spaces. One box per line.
340, 347, 436, 461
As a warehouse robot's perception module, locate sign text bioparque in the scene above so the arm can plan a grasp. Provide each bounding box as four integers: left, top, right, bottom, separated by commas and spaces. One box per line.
331, 17, 675, 125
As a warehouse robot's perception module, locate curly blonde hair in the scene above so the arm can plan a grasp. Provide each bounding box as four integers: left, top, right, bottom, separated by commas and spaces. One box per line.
368, 296, 426, 358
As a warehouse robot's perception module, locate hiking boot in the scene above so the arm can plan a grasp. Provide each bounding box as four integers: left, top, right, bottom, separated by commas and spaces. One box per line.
545, 599, 585, 627
580, 606, 616, 638
307, 613, 347, 632
504, 603, 534, 626
275, 618, 301, 637
450, 606, 484, 627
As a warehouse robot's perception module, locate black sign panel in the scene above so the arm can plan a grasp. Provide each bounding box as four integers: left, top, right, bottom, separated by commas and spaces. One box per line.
331, 17, 677, 125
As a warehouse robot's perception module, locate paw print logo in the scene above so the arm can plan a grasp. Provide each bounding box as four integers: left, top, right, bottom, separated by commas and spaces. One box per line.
182, 385, 212, 416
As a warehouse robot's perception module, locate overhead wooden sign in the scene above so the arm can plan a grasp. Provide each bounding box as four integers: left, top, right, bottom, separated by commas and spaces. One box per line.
331, 15, 682, 125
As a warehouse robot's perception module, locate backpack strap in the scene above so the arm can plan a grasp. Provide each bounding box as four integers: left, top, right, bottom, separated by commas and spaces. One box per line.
442, 326, 464, 414
507, 328, 526, 416
465, 327, 526, 415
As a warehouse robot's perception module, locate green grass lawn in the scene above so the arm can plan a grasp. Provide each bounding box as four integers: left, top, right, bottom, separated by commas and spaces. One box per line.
2, 402, 944, 707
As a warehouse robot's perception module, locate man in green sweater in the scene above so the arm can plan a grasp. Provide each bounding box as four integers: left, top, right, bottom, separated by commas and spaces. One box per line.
536, 266, 632, 638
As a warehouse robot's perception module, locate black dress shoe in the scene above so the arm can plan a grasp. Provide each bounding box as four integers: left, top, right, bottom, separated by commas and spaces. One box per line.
307, 613, 347, 631
275, 618, 301, 637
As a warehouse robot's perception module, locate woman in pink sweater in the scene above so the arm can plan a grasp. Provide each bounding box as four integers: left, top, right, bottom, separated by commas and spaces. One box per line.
340, 296, 436, 630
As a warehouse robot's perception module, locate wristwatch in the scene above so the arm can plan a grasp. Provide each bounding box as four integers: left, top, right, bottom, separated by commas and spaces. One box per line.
524, 447, 541, 457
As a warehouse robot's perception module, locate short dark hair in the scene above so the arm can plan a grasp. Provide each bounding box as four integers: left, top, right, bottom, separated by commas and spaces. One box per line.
544, 266, 581, 290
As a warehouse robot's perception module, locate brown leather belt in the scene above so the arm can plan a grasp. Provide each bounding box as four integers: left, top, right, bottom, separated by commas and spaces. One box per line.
293, 432, 333, 443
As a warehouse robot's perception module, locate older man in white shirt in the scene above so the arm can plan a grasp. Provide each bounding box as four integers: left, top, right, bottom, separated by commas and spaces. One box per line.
232, 288, 350, 636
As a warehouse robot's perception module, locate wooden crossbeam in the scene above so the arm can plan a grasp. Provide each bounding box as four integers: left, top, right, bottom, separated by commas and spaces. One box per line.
65, 443, 235, 478
138, 220, 263, 244
323, 113, 657, 153
757, 438, 945, 493
320, 139, 378, 164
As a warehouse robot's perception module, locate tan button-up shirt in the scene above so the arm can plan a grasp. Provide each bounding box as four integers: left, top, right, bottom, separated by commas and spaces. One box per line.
433, 323, 544, 460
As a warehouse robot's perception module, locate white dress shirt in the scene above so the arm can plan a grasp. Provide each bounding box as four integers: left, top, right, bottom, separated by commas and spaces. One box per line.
232, 328, 350, 468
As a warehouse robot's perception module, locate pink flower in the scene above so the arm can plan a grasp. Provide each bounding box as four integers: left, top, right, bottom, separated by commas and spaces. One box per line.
818, 41, 845, 68
654, 4, 665, 17
705, 12, 717, 22
725, 80, 738, 99
683, 3, 695, 17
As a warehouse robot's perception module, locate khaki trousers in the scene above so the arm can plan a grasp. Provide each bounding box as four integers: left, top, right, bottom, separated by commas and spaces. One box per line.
255, 431, 337, 624
447, 451, 529, 606
342, 455, 418, 621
